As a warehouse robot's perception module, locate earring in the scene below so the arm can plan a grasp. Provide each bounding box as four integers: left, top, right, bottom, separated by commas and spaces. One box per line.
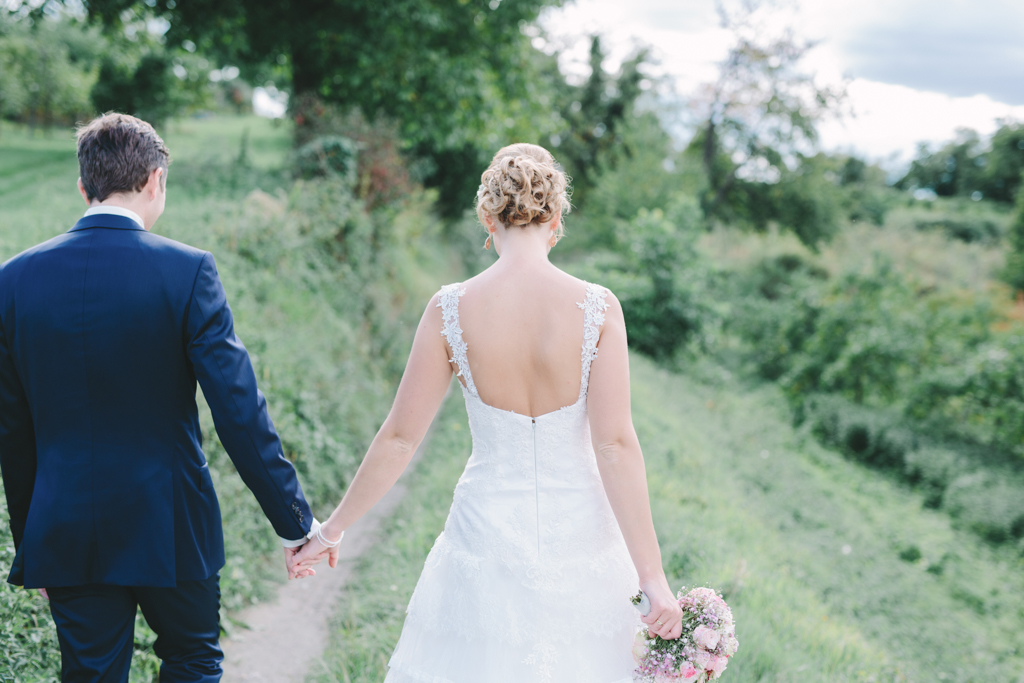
548, 234, 558, 248
484, 234, 492, 250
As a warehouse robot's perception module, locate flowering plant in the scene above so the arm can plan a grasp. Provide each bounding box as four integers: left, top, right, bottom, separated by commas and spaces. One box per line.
631, 587, 739, 682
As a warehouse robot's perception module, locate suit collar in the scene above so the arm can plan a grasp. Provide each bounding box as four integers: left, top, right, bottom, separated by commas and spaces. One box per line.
69, 214, 147, 233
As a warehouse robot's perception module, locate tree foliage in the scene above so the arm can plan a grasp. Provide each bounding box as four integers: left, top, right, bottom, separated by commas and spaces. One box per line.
0, 16, 95, 130
70, 3, 559, 133
686, 2, 846, 244
543, 36, 647, 207
897, 122, 1024, 203
1004, 175, 1024, 292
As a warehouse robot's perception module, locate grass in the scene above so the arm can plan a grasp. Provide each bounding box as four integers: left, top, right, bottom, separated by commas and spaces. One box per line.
311, 354, 1024, 683
308, 389, 473, 683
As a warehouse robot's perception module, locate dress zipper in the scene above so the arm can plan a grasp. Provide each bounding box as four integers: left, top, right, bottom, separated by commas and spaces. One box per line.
532, 418, 540, 558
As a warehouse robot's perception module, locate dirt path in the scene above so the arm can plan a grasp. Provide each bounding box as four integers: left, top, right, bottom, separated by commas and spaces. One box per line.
220, 399, 443, 683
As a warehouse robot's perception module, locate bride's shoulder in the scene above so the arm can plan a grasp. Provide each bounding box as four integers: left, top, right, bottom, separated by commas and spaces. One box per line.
566, 275, 616, 305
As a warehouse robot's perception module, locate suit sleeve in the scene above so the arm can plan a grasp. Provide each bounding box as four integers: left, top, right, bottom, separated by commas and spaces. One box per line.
185, 253, 312, 543
0, 313, 36, 551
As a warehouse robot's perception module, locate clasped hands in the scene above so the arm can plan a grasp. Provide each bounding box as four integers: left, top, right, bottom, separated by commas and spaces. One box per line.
284, 526, 342, 580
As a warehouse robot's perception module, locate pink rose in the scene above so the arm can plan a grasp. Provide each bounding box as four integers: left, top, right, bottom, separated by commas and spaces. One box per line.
679, 663, 700, 682
693, 625, 721, 651
691, 648, 711, 670
710, 655, 729, 678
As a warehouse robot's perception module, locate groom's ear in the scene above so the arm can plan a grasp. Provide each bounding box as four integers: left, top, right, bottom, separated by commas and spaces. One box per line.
144, 167, 165, 199
77, 178, 92, 206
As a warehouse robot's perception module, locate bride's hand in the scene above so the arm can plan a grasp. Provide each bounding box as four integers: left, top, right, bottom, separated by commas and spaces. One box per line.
639, 575, 683, 640
290, 533, 340, 577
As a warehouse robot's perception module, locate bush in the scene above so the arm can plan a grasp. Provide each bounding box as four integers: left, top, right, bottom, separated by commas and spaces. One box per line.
728, 250, 827, 380
943, 471, 1024, 542
906, 337, 1024, 458
800, 394, 916, 469
576, 199, 718, 360
1003, 176, 1024, 292
915, 217, 1002, 244
294, 135, 359, 184
904, 446, 966, 507
290, 95, 412, 210
801, 394, 1024, 543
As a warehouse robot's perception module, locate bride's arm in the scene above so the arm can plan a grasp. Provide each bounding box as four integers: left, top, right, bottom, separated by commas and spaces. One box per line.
290, 295, 452, 573
587, 293, 683, 640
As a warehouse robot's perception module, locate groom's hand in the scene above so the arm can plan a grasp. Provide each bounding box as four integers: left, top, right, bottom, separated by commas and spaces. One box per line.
284, 546, 317, 580
291, 535, 339, 575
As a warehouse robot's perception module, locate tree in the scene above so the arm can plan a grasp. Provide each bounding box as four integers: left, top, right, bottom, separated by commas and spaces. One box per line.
1005, 174, 1024, 293
51, 0, 565, 211
687, 2, 846, 240
1, 20, 94, 132
0, 33, 27, 134
92, 51, 202, 127
545, 36, 647, 208
896, 122, 1024, 203
980, 122, 1024, 203
896, 129, 986, 198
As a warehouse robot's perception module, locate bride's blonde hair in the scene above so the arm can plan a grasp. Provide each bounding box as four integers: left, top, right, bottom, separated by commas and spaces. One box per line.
476, 143, 570, 238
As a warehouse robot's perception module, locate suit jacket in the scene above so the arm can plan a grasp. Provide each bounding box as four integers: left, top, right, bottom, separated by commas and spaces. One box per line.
0, 213, 313, 588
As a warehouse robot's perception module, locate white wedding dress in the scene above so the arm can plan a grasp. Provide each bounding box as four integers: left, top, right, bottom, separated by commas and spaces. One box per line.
384, 282, 640, 683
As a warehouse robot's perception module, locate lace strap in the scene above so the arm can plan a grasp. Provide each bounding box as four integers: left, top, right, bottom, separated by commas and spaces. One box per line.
577, 283, 610, 400
437, 283, 478, 397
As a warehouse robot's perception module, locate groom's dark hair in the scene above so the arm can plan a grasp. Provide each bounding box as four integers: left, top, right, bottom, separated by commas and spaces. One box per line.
76, 112, 170, 202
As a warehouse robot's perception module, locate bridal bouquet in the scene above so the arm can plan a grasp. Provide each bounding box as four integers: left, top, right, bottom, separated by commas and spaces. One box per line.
631, 587, 739, 682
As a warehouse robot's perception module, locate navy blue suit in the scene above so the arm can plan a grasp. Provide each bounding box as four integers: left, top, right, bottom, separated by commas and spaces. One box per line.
0, 212, 314, 681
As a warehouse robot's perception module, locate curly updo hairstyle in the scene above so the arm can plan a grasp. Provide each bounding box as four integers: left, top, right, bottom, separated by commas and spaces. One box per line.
476, 143, 571, 237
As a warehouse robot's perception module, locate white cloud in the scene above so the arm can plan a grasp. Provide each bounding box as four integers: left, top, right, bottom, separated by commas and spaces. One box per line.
541, 0, 1024, 164
819, 79, 1024, 165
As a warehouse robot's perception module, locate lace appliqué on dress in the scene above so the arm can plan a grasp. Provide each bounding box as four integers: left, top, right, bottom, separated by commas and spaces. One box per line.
577, 283, 610, 401
437, 283, 478, 398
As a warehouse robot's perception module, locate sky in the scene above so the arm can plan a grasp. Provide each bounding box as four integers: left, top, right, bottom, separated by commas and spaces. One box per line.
539, 0, 1024, 167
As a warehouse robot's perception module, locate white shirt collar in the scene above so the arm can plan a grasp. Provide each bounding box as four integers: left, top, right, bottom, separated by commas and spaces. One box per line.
84, 206, 146, 230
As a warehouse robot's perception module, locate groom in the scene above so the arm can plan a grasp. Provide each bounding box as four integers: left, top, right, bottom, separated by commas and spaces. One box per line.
0, 113, 321, 682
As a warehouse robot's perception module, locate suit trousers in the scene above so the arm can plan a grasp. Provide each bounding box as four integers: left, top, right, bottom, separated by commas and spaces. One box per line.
47, 574, 222, 683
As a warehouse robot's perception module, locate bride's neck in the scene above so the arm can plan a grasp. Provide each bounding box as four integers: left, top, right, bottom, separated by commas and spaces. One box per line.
494, 224, 552, 268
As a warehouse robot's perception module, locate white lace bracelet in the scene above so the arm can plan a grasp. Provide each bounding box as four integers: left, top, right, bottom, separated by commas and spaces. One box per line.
316, 525, 344, 548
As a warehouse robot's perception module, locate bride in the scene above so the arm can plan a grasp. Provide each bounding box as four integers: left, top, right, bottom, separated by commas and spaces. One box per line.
292, 143, 683, 682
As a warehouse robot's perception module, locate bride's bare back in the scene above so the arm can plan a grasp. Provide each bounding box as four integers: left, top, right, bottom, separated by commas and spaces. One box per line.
454, 263, 590, 417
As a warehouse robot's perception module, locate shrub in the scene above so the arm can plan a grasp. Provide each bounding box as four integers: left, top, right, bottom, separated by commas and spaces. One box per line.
290, 95, 412, 209
943, 471, 1024, 542
907, 337, 1024, 457
904, 446, 966, 507
800, 394, 916, 469
915, 217, 1002, 244
728, 251, 827, 380
801, 395, 1024, 543
295, 135, 359, 184
585, 199, 718, 360
1003, 176, 1024, 292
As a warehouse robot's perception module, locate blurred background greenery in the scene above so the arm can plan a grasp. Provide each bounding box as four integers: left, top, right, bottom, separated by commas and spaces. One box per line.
1, 0, 1023, 681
